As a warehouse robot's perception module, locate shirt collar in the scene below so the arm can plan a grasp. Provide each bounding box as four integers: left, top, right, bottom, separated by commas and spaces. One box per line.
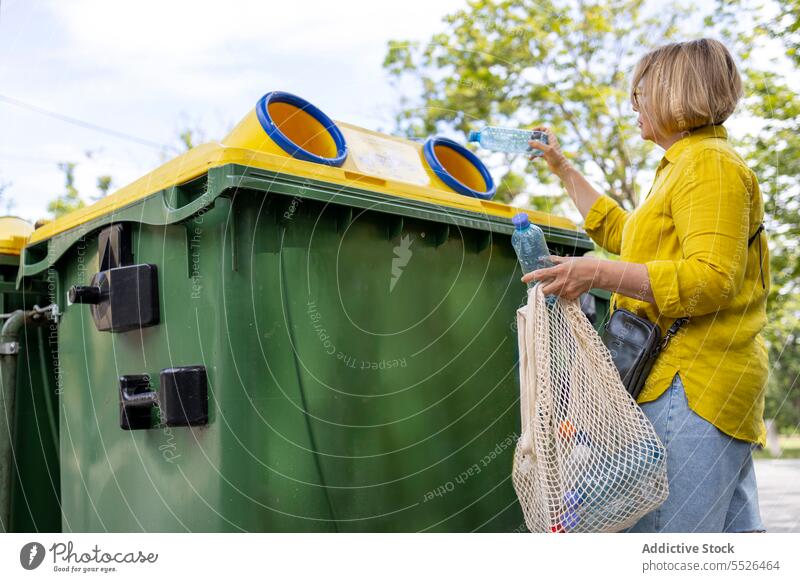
661, 124, 728, 165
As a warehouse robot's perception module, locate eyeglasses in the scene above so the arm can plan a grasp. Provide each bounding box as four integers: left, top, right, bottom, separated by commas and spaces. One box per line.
632, 88, 645, 108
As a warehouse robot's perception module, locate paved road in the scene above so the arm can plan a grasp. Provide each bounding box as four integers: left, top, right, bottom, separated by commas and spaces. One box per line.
754, 460, 800, 533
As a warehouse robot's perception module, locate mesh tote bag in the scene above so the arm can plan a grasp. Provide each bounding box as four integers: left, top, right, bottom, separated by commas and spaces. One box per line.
512, 285, 669, 533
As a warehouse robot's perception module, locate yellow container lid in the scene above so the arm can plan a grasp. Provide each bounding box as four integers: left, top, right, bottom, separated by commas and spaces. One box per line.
0, 216, 34, 256
28, 92, 580, 247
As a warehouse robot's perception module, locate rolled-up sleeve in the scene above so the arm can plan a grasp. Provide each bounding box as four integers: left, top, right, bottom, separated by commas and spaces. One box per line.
583, 195, 629, 255
646, 151, 751, 318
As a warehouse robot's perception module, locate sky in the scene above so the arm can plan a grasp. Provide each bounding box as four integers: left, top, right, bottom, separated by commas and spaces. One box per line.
0, 0, 791, 223
0, 0, 466, 221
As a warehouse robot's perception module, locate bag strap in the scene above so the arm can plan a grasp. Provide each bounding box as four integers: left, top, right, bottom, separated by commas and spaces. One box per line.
748, 223, 765, 246
749, 223, 766, 290
656, 317, 689, 352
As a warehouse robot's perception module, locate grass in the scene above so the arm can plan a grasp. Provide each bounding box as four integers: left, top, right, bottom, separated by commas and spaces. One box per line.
753, 434, 800, 460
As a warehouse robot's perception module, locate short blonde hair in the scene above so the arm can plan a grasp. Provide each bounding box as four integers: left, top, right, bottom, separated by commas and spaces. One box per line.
631, 39, 743, 136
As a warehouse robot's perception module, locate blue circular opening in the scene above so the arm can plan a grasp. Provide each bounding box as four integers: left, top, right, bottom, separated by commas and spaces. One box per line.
422, 137, 496, 200
255, 91, 348, 167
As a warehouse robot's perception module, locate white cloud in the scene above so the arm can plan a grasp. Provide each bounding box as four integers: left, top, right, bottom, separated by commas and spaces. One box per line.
50, 0, 463, 58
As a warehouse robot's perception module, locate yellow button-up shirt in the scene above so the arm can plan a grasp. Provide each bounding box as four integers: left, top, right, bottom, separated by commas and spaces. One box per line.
584, 124, 770, 446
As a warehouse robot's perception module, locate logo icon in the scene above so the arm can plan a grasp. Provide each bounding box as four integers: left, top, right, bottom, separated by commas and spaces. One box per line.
20, 542, 46, 570
390, 234, 414, 292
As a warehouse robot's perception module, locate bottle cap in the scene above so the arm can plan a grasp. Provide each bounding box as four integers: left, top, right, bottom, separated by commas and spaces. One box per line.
467, 130, 480, 142
512, 213, 530, 230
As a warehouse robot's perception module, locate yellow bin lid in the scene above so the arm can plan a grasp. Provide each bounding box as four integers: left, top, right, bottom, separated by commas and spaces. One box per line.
0, 216, 34, 256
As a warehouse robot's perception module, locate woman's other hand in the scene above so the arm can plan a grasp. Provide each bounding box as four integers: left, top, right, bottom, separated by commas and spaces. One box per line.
521, 255, 604, 300
530, 126, 571, 178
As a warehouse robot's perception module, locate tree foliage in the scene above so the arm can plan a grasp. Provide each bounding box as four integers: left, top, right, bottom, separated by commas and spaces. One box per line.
384, 0, 686, 208
46, 163, 115, 216
45, 125, 201, 218
178, 127, 205, 151
717, 1, 800, 434
96, 175, 113, 198
775, 0, 800, 66
47, 162, 85, 218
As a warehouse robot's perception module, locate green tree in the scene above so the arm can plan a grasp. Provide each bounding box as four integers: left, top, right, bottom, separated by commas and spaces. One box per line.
775, 0, 800, 66
178, 127, 204, 151
763, 293, 800, 433
715, 0, 800, 434
47, 162, 85, 218
47, 166, 113, 216
384, 0, 683, 207
45, 124, 202, 216
94, 175, 113, 200
754, 24, 800, 436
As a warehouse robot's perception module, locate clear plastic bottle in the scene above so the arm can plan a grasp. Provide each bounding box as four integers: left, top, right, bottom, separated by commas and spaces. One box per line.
468, 127, 548, 157
510, 213, 553, 287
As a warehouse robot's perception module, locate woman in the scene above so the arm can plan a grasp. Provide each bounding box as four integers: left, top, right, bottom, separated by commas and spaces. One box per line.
525, 39, 769, 533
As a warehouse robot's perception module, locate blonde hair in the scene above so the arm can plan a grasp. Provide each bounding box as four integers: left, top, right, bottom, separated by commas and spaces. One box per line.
631, 39, 743, 136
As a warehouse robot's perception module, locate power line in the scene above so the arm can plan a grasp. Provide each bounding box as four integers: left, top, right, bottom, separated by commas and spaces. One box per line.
0, 93, 178, 153
0, 152, 61, 165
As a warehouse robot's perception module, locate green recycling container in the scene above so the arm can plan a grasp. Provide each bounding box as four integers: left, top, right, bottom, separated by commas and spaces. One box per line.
18, 92, 609, 532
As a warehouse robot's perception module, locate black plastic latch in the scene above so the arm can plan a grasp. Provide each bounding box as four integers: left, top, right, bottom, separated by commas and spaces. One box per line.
99, 223, 133, 271
68, 223, 161, 333
120, 374, 157, 430
69, 285, 103, 304
160, 366, 208, 427
86, 264, 160, 333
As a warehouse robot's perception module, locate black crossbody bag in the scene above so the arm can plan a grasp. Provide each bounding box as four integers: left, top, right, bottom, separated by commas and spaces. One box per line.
601, 223, 765, 399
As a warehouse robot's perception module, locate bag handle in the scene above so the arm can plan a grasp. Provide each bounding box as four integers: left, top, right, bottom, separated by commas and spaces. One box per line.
517, 287, 539, 457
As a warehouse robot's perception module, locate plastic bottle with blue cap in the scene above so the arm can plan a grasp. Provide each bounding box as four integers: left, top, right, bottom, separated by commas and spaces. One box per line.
511, 213, 553, 288
468, 127, 548, 157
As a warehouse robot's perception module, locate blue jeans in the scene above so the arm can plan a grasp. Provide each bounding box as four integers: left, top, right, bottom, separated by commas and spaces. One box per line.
624, 373, 765, 533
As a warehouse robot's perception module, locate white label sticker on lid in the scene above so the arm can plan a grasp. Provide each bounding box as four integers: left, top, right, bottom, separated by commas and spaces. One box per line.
344, 130, 430, 186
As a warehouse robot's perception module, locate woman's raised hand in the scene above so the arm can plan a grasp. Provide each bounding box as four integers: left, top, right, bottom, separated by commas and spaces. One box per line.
530, 126, 570, 178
